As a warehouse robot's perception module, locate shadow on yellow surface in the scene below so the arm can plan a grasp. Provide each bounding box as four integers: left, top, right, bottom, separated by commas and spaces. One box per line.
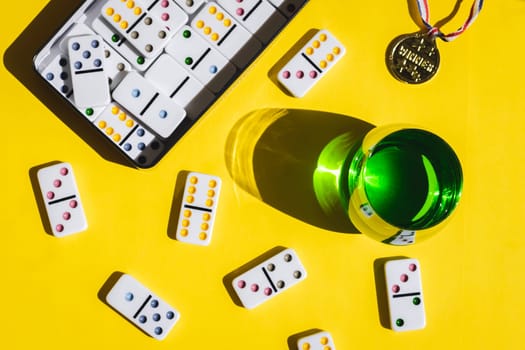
166, 170, 191, 240
4, 0, 136, 168
29, 160, 64, 237
4, 0, 148, 169
225, 108, 375, 233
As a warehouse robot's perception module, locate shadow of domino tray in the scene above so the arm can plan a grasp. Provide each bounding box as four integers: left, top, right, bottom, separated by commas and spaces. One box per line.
33, 0, 308, 168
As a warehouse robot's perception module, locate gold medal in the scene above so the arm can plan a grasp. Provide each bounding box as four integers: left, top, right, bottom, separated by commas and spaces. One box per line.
386, 0, 484, 84
386, 33, 440, 84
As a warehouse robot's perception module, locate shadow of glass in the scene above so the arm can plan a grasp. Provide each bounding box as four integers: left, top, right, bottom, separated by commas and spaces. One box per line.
225, 108, 375, 234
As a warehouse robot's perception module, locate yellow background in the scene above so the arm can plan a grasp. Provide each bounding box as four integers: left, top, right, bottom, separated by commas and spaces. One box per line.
2, 0, 524, 348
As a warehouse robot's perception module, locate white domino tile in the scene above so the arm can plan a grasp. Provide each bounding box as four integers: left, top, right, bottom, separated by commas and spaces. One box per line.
39, 54, 105, 121
218, 0, 287, 43
297, 331, 336, 350
191, 2, 262, 68
384, 258, 426, 331
56, 21, 130, 87
41, 54, 74, 99
231, 248, 307, 309
165, 25, 237, 93
144, 54, 215, 118
277, 29, 346, 97
105, 274, 180, 340
91, 16, 154, 72
112, 71, 186, 139
36, 162, 87, 237
93, 102, 164, 167
101, 0, 188, 58
67, 35, 110, 107
175, 172, 221, 246
173, 0, 206, 13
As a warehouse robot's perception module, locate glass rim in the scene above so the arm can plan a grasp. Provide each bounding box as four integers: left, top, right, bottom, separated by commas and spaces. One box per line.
360, 127, 463, 231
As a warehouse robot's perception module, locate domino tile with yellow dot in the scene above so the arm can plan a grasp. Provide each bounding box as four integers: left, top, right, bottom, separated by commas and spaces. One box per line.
277, 29, 346, 98
191, 2, 262, 68
93, 102, 165, 167
297, 331, 336, 350
102, 0, 188, 58
176, 172, 221, 246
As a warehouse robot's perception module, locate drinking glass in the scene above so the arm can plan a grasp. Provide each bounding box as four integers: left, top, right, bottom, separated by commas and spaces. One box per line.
339, 125, 463, 245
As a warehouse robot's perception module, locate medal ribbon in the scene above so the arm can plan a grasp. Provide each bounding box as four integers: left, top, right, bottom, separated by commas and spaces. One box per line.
416, 0, 484, 42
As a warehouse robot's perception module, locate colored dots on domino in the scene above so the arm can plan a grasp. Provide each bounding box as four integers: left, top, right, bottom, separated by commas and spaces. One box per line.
296, 331, 336, 350
36, 162, 87, 237
175, 172, 221, 246
277, 29, 346, 98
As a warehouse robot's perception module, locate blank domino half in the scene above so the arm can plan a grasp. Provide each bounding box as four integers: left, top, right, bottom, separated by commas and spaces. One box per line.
36, 162, 87, 237
105, 274, 180, 340
277, 29, 346, 98
231, 248, 307, 309
144, 54, 216, 119
175, 172, 221, 246
297, 331, 336, 350
384, 258, 426, 331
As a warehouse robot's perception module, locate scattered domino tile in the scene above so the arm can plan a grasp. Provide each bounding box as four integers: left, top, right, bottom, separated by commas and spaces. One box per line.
217, 0, 287, 43
105, 273, 180, 340
277, 29, 346, 97
384, 258, 426, 331
111, 71, 186, 139
164, 25, 237, 93
297, 331, 336, 350
191, 2, 262, 68
36, 162, 87, 237
175, 172, 221, 246
231, 248, 307, 309
67, 34, 111, 107
101, 0, 188, 58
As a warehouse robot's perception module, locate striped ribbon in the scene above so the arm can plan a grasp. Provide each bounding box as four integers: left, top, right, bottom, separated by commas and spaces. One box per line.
415, 0, 484, 42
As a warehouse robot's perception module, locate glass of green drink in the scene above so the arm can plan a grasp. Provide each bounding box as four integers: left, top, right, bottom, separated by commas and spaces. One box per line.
341, 125, 463, 245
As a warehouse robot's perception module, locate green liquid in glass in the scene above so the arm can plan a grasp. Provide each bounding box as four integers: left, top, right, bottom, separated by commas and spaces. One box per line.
363, 144, 439, 227
347, 129, 462, 230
